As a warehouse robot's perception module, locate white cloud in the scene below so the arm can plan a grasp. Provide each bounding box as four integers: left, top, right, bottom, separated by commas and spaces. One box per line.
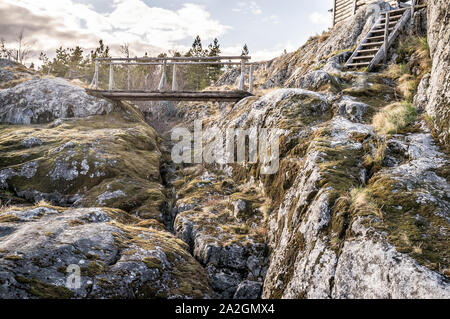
232, 1, 262, 15
107, 1, 229, 47
249, 2, 262, 15
264, 15, 281, 25
309, 12, 330, 26
1, 0, 230, 60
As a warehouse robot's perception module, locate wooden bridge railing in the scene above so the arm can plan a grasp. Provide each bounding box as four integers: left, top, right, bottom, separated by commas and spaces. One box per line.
89, 55, 254, 94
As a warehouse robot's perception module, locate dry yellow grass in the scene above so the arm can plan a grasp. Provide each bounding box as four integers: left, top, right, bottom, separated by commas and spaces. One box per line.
372, 102, 418, 135
413, 243, 423, 255
382, 36, 431, 102
349, 187, 383, 219
0, 204, 20, 214
363, 139, 386, 173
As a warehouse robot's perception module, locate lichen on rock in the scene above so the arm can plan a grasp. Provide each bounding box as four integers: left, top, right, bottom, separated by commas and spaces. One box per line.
0, 204, 211, 299
0, 101, 167, 222
0, 77, 114, 124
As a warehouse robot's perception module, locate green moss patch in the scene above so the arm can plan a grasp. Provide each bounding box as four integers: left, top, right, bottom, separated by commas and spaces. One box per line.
0, 101, 168, 221
368, 175, 449, 274
142, 256, 163, 271
15, 275, 74, 299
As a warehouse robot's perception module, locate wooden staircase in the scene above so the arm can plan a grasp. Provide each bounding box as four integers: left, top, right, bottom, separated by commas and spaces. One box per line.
345, 5, 416, 71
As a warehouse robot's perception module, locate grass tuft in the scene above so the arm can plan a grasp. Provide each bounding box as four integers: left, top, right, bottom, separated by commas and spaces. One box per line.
372, 102, 418, 135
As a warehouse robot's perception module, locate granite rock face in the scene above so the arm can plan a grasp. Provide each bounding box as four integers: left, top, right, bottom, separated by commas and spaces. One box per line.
333, 227, 449, 299
172, 168, 269, 299
0, 59, 35, 89
0, 100, 167, 222
227, 1, 392, 90
0, 206, 211, 299
421, 0, 450, 145
291, 70, 340, 92
261, 118, 449, 299
335, 96, 370, 123
0, 0, 449, 300
0, 77, 114, 124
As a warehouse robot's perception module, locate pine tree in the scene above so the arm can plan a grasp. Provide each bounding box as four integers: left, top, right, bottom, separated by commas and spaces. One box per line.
38, 52, 50, 73
0, 39, 9, 59
185, 35, 208, 91
68, 46, 83, 78
207, 38, 223, 84
241, 44, 249, 56
188, 35, 205, 57
52, 46, 70, 77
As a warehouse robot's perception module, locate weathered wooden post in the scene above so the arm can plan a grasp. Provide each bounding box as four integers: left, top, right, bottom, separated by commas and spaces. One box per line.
158, 60, 167, 91
411, 0, 416, 21
109, 63, 114, 91
352, 0, 357, 15
94, 60, 99, 89
172, 63, 178, 91
384, 11, 390, 64
89, 60, 99, 89
249, 63, 254, 94
239, 58, 246, 91
332, 0, 336, 26
127, 65, 130, 90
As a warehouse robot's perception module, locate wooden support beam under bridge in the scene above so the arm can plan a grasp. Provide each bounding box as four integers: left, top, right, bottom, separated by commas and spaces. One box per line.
87, 90, 253, 102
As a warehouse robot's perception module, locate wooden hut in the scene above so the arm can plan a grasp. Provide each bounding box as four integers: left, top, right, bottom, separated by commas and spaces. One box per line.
332, 0, 400, 25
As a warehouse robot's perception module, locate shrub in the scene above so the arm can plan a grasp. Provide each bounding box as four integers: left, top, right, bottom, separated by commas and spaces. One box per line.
383, 36, 432, 101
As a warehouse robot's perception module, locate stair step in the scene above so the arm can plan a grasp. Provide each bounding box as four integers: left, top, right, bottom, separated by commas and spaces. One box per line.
380, 15, 403, 21
346, 62, 370, 67
345, 7, 411, 72
361, 41, 384, 47
371, 28, 395, 34
366, 35, 386, 41
380, 7, 408, 15
380, 18, 401, 23
352, 55, 375, 60
375, 21, 398, 27
358, 48, 380, 53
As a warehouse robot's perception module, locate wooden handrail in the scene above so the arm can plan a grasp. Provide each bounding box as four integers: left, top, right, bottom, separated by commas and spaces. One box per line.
105, 62, 255, 66
95, 56, 251, 61
384, 11, 390, 64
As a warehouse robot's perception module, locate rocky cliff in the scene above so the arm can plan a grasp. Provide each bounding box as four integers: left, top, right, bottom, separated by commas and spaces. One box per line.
174, 0, 449, 299
0, 72, 212, 298
416, 0, 450, 147
0, 0, 448, 299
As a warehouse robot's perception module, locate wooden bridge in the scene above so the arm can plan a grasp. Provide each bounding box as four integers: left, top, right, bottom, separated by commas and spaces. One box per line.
88, 55, 255, 102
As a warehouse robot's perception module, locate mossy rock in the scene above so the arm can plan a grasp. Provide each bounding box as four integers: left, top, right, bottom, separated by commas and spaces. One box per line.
15, 276, 74, 299
229, 191, 265, 220
0, 102, 168, 222
368, 174, 449, 274
0, 204, 213, 298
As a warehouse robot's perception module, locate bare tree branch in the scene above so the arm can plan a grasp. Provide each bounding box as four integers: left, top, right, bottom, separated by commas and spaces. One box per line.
14, 28, 36, 65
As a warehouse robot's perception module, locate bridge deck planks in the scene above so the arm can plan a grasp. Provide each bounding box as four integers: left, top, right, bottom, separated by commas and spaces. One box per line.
87, 89, 253, 102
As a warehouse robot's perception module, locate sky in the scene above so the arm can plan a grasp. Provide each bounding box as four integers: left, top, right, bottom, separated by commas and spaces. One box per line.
0, 0, 333, 65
